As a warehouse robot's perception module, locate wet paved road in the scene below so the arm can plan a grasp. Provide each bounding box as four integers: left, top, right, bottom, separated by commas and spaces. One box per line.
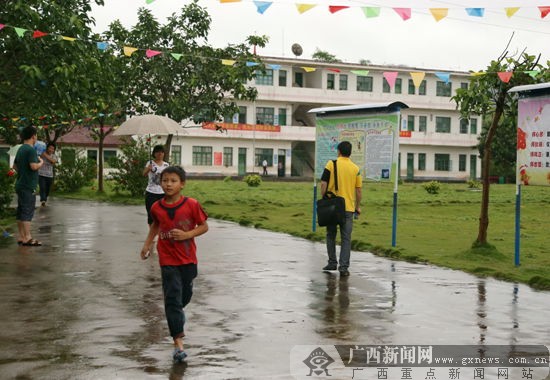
0, 198, 549, 379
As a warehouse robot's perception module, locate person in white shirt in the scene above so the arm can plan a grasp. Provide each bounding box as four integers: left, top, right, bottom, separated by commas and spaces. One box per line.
143, 145, 170, 225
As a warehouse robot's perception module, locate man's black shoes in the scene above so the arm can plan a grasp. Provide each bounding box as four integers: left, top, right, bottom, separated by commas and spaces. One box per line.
322, 264, 337, 271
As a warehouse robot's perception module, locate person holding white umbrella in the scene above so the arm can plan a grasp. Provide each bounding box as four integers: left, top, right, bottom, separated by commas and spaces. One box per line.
143, 145, 170, 225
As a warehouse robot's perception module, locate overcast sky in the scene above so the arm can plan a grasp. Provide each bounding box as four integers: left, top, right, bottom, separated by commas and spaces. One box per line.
90, 0, 550, 72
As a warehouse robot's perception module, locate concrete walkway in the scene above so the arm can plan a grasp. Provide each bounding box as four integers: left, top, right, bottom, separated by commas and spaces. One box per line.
0, 198, 548, 379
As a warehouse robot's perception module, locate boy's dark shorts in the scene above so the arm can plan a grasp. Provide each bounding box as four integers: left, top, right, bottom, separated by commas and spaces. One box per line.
16, 189, 36, 222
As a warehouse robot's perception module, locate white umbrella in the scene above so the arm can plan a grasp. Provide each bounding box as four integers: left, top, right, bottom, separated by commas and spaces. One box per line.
113, 114, 182, 136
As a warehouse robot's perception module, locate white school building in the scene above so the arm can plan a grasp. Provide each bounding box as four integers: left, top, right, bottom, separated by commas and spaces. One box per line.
170, 56, 481, 181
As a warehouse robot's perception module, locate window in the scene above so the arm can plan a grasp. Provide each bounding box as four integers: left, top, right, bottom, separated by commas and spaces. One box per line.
470, 118, 478, 134
103, 150, 117, 168
461, 82, 468, 90
171, 145, 181, 165
408, 79, 415, 94
407, 115, 415, 132
255, 148, 273, 166
434, 154, 451, 171
278, 108, 287, 126
223, 147, 233, 167
435, 116, 451, 133
224, 106, 247, 124
339, 74, 348, 90
418, 153, 426, 170
357, 76, 373, 92
419, 80, 426, 95
192, 146, 212, 166
395, 78, 402, 94
419, 116, 427, 132
256, 107, 275, 125
383, 78, 390, 93
278, 70, 287, 87
459, 154, 467, 171
255, 69, 273, 85
87, 149, 97, 162
436, 81, 452, 97
327, 73, 335, 90
294, 72, 303, 87
460, 119, 469, 134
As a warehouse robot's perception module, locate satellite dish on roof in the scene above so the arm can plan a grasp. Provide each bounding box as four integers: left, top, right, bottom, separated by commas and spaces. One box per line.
291, 43, 303, 57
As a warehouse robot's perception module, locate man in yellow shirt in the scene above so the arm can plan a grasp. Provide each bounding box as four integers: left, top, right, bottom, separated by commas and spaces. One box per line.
320, 141, 362, 276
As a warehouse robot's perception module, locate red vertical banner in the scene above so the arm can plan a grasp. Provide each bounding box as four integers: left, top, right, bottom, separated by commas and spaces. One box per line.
214, 152, 223, 166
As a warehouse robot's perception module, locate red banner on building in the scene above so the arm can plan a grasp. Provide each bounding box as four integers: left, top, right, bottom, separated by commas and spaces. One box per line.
399, 130, 412, 137
202, 121, 281, 132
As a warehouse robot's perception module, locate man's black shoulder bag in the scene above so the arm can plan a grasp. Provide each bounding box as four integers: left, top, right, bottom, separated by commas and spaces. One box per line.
317, 160, 346, 226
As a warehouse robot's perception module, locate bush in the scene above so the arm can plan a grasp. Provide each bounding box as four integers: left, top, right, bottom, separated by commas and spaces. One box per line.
108, 137, 150, 197
223, 176, 232, 183
467, 179, 481, 189
0, 162, 16, 216
422, 180, 441, 194
56, 152, 96, 192
244, 174, 262, 187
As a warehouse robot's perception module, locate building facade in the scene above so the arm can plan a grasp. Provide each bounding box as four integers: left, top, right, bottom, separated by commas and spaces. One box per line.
173, 56, 481, 181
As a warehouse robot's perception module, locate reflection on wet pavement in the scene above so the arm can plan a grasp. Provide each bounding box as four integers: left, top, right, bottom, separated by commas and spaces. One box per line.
0, 198, 549, 379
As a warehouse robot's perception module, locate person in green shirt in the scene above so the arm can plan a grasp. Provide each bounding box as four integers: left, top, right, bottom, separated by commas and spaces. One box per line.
13, 126, 43, 246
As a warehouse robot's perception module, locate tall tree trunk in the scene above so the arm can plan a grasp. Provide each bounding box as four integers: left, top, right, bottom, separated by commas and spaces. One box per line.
477, 92, 506, 244
98, 133, 105, 192
165, 134, 173, 163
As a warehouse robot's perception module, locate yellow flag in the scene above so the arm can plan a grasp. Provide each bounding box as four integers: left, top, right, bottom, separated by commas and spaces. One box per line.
429, 8, 448, 22
410, 72, 425, 88
471, 71, 486, 77
296, 4, 316, 14
220, 0, 241, 3
301, 67, 316, 72
123, 46, 138, 57
505, 7, 520, 18
222, 59, 236, 66
61, 36, 76, 42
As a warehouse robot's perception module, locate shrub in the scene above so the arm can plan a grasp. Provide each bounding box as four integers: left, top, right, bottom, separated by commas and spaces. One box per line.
108, 137, 150, 197
56, 152, 96, 192
422, 180, 441, 194
0, 162, 16, 216
223, 176, 232, 183
467, 179, 481, 189
243, 174, 262, 187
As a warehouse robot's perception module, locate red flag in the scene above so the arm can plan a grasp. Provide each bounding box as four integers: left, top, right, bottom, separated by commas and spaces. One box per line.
539, 6, 550, 18
497, 72, 513, 83
329, 5, 349, 13
33, 30, 48, 38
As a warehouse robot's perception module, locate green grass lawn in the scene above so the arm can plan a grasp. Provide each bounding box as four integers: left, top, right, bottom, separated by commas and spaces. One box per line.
12, 179, 550, 290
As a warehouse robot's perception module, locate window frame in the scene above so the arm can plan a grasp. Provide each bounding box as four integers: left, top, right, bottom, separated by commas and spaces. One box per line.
435, 116, 451, 133
192, 146, 213, 166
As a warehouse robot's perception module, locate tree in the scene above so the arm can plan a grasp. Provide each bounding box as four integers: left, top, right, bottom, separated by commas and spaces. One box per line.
452, 52, 548, 245
0, 0, 105, 145
103, 4, 268, 159
312, 49, 340, 63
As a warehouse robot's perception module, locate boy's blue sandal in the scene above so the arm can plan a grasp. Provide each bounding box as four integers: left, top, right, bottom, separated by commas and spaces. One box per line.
173, 349, 188, 363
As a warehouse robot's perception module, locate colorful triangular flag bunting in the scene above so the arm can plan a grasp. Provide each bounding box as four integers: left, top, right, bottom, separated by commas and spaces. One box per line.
171, 53, 183, 61
146, 49, 161, 58
393, 8, 411, 21
61, 36, 76, 42
505, 7, 520, 18
329, 5, 349, 13
222, 59, 236, 66
466, 8, 484, 17
123, 46, 138, 57
383, 72, 398, 90
362, 7, 380, 18
497, 72, 513, 83
14, 27, 27, 37
435, 72, 451, 83
302, 67, 316, 72
430, 8, 448, 22
539, 6, 550, 18
254, 1, 273, 14
97, 41, 109, 51
33, 30, 48, 38
351, 70, 369, 76
296, 3, 316, 14
410, 72, 425, 88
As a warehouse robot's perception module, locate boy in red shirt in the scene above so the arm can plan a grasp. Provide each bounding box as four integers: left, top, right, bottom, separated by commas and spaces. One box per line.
140, 166, 208, 362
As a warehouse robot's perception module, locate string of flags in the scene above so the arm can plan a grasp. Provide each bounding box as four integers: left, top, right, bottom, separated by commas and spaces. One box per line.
1, 22, 543, 88
144, 0, 550, 21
